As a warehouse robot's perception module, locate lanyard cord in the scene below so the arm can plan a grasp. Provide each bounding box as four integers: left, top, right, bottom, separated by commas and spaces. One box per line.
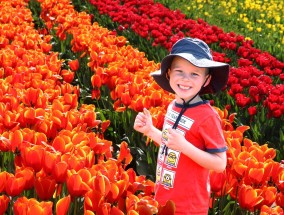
161, 74, 211, 156
161, 94, 197, 155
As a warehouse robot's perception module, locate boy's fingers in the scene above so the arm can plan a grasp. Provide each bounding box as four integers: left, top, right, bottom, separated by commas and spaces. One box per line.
143, 108, 150, 116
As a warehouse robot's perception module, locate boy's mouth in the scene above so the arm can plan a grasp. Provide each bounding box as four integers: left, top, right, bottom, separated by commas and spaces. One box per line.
178, 84, 191, 90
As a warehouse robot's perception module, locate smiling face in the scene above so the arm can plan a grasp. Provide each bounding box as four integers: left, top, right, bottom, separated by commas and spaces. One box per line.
168, 56, 211, 104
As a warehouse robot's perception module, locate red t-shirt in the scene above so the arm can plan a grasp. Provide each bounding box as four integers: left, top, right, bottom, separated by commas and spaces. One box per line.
155, 100, 227, 215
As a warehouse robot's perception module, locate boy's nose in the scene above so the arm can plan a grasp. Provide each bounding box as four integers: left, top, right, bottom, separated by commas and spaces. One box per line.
181, 73, 191, 80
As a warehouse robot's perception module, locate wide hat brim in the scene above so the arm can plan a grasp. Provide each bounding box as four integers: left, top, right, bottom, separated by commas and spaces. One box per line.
151, 53, 230, 95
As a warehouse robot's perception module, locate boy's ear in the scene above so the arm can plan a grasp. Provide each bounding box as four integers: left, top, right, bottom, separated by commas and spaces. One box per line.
166, 69, 171, 80
204, 74, 212, 87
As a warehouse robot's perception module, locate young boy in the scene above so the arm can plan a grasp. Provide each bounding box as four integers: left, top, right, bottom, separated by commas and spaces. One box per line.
133, 37, 229, 214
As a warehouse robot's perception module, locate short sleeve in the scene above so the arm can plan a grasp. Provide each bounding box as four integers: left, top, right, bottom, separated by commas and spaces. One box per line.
198, 114, 228, 153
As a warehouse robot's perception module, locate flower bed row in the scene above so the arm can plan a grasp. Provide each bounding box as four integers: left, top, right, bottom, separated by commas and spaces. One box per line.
0, 0, 283, 214
156, 0, 284, 62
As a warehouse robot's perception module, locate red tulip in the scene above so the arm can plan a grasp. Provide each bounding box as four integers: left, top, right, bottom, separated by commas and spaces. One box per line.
210, 171, 226, 194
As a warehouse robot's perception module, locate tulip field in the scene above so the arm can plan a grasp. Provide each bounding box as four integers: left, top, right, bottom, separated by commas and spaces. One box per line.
0, 0, 283, 214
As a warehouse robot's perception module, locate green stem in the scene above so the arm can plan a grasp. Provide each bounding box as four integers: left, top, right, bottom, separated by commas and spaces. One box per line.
74, 197, 78, 214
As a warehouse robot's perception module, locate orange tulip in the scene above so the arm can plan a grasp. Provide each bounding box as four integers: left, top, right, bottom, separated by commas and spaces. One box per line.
84, 190, 104, 212
127, 211, 139, 215
21, 145, 44, 172
81, 110, 101, 128
100, 120, 110, 133
157, 200, 176, 215
276, 168, 284, 192
237, 184, 263, 211
136, 205, 152, 215
63, 93, 78, 109
110, 207, 124, 215
66, 173, 90, 197
97, 202, 111, 215
15, 167, 35, 190
40, 42, 52, 53
43, 150, 61, 175
52, 161, 68, 184
10, 129, 23, 152
231, 160, 248, 179
91, 74, 102, 88
92, 88, 101, 99
121, 92, 132, 107
259, 186, 277, 208
90, 171, 111, 197
0, 132, 10, 152
56, 195, 71, 215
5, 174, 25, 197
84, 210, 95, 215
126, 193, 140, 211
68, 59, 79, 71
260, 205, 284, 215
0, 171, 10, 193
245, 160, 265, 185
150, 91, 163, 107
22, 88, 43, 107
61, 69, 75, 83
14, 197, 53, 215
0, 195, 9, 214
117, 141, 133, 168
106, 183, 120, 202
276, 191, 284, 208
35, 175, 57, 200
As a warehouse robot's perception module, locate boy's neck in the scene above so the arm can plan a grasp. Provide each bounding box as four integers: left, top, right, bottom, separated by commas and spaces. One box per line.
175, 95, 203, 105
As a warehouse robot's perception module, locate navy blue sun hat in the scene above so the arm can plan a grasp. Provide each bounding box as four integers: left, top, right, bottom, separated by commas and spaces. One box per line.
151, 37, 230, 94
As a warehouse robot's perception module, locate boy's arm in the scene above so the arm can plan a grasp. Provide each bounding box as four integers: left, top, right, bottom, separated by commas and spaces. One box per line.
166, 128, 227, 172
182, 144, 227, 172
145, 125, 163, 146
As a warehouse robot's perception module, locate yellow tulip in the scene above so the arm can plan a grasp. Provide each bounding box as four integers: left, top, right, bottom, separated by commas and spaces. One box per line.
275, 16, 281, 23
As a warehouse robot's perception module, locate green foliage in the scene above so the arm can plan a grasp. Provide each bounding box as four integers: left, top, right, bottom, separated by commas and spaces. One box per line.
28, 0, 46, 30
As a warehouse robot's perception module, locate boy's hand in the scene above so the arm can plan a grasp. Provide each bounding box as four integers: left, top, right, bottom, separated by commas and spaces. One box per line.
133, 108, 153, 135
166, 128, 187, 151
